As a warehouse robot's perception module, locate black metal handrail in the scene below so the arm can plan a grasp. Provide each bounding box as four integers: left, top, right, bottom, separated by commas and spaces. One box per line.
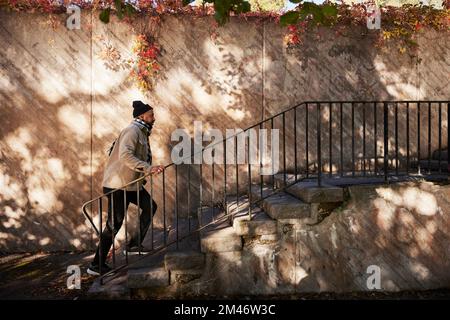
81, 100, 450, 284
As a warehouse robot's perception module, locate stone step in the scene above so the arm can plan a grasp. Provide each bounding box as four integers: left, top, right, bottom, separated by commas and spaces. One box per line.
233, 211, 278, 236
127, 230, 204, 290
169, 268, 204, 285
274, 174, 344, 203
226, 196, 277, 236
164, 250, 205, 272
127, 265, 170, 289
200, 225, 243, 253
286, 181, 344, 203
127, 252, 169, 289
251, 186, 311, 220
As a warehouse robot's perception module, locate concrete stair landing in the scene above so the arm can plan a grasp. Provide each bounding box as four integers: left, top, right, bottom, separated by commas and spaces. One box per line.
250, 186, 311, 220
274, 174, 344, 203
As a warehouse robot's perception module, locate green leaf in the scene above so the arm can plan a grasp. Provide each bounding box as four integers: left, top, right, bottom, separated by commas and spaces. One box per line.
182, 0, 195, 5
280, 11, 300, 26
124, 3, 137, 17
298, 12, 307, 21
302, 2, 320, 15
242, 1, 251, 13
114, 0, 123, 20
300, 2, 324, 24
312, 10, 324, 23
301, 2, 317, 11
322, 4, 338, 17
99, 8, 110, 24
289, 0, 303, 3
213, 0, 230, 25
236, 1, 251, 13
214, 0, 226, 13
214, 10, 228, 26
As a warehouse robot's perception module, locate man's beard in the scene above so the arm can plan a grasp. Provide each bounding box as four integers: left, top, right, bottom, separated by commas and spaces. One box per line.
145, 120, 154, 131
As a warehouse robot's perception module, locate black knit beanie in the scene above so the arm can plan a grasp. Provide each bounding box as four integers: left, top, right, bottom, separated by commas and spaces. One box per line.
132, 100, 152, 118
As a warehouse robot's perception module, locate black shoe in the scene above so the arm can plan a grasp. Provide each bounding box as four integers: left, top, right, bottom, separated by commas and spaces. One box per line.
87, 263, 112, 276
123, 245, 152, 256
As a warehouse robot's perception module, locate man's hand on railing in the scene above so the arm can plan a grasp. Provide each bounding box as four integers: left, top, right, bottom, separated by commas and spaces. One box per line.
149, 165, 164, 175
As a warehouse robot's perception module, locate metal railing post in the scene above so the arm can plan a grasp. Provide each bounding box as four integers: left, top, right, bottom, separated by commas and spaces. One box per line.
124, 190, 128, 264
188, 165, 191, 232
98, 198, 103, 283
294, 108, 298, 178
150, 175, 154, 250
137, 182, 141, 255
329, 102, 332, 178
111, 194, 115, 268
282, 113, 286, 186
224, 138, 227, 214
340, 102, 343, 177
406, 102, 410, 175
428, 102, 432, 174
235, 134, 239, 212
306, 103, 309, 179
395, 102, 399, 176
374, 102, 377, 176
260, 122, 263, 200
317, 103, 322, 187
438, 103, 442, 174
384, 102, 389, 182
351, 102, 355, 177
175, 165, 179, 250
448, 103, 450, 176
162, 170, 166, 245
247, 130, 252, 220
363, 103, 366, 176
418, 102, 421, 175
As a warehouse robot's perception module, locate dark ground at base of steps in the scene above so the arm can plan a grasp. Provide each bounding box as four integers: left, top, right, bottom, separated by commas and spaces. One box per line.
132, 289, 450, 300
1, 252, 450, 300
0, 251, 96, 300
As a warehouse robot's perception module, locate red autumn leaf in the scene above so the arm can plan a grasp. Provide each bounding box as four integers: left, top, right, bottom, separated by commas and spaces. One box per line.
287, 25, 297, 33
291, 34, 300, 44
415, 22, 422, 31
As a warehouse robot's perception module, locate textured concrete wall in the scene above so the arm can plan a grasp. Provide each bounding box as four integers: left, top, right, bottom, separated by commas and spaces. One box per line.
280, 181, 450, 292
0, 10, 93, 252
0, 9, 449, 252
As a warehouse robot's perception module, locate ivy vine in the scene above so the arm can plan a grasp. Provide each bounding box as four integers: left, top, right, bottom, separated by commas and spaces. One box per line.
2, 0, 449, 94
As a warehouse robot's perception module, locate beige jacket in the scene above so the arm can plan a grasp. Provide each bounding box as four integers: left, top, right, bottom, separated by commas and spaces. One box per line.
102, 121, 152, 191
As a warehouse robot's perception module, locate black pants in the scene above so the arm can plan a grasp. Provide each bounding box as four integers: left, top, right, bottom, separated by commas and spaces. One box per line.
92, 186, 157, 266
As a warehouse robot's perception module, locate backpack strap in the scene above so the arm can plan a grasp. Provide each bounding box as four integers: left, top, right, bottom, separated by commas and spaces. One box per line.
107, 138, 117, 156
